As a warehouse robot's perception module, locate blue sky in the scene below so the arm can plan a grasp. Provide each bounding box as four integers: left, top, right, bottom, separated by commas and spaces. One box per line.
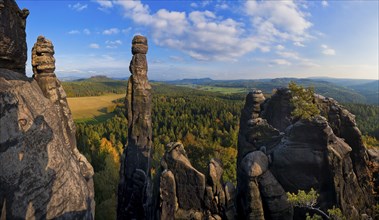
17, 0, 378, 80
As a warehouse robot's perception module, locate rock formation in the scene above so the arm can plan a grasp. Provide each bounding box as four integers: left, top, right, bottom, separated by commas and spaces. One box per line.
0, 1, 94, 219
117, 35, 153, 219
0, 0, 29, 74
237, 89, 376, 219
153, 142, 236, 220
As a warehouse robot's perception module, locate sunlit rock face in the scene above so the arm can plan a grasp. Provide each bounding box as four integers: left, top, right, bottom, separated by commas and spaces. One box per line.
0, 1, 94, 218
117, 35, 153, 219
237, 89, 376, 219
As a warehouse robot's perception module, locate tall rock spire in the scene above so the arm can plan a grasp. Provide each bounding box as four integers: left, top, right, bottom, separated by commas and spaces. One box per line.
118, 35, 152, 219
31, 35, 95, 216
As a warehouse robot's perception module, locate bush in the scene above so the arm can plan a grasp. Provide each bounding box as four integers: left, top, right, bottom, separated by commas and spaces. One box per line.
289, 82, 320, 120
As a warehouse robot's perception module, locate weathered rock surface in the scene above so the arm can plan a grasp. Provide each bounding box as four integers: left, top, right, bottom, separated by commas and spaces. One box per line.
118, 35, 153, 219
0, 1, 94, 218
315, 94, 375, 200
0, 0, 29, 74
0, 69, 94, 219
237, 88, 376, 219
261, 88, 293, 132
153, 142, 236, 220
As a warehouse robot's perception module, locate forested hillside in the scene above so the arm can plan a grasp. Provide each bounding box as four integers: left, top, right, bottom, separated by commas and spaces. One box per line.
166, 78, 378, 104
74, 83, 243, 218
62, 77, 127, 97
64, 79, 379, 218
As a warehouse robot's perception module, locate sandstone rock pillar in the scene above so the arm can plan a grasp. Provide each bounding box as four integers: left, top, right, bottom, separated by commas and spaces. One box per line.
118, 35, 152, 219
31, 35, 95, 217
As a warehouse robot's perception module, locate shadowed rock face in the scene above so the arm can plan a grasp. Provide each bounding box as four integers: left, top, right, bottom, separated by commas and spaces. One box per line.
237, 89, 375, 219
0, 0, 29, 74
153, 142, 236, 220
118, 35, 153, 219
0, 1, 94, 218
0, 69, 94, 219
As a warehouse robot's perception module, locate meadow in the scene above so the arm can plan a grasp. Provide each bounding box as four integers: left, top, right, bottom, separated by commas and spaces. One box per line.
67, 93, 125, 123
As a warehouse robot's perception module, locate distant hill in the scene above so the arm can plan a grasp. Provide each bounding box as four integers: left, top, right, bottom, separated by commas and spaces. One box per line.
307, 77, 376, 86
164, 77, 377, 105
61, 78, 127, 97
348, 80, 379, 105
61, 77, 378, 105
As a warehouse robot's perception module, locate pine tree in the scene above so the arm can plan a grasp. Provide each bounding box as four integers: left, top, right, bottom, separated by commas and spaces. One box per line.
289, 82, 320, 120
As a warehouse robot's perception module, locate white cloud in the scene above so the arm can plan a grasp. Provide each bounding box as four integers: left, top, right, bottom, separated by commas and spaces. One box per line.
190, 2, 198, 8
98, 0, 313, 61
245, 1, 312, 41
105, 40, 122, 49
276, 51, 300, 60
103, 28, 120, 35
83, 29, 91, 35
321, 44, 336, 55
68, 30, 80, 35
110, 0, 264, 61
294, 41, 305, 47
69, 3, 88, 11
271, 59, 291, 65
276, 45, 285, 50
95, 0, 113, 9
322, 0, 328, 7
122, 28, 131, 34
216, 3, 229, 10
89, 43, 100, 49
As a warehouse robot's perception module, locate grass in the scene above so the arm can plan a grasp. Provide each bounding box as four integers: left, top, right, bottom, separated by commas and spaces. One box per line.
178, 84, 247, 94
67, 94, 125, 123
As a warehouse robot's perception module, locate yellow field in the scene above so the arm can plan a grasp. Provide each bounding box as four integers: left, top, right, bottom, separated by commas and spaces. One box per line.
67, 94, 125, 121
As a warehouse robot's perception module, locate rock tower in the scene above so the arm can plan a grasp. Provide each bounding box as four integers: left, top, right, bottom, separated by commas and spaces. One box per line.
118, 35, 153, 219
236, 89, 375, 219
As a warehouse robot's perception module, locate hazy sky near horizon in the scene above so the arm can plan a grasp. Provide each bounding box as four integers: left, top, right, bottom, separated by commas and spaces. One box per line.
18, 0, 378, 80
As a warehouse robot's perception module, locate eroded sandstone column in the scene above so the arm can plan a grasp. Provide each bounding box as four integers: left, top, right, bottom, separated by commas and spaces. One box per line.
31, 36, 95, 216
118, 35, 152, 219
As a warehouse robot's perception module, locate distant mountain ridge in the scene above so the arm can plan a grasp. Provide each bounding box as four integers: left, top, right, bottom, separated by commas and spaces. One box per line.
61, 76, 378, 105
162, 77, 378, 105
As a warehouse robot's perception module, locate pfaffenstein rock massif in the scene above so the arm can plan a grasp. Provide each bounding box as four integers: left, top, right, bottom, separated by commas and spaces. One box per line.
0, 0, 94, 219
1, 0, 378, 219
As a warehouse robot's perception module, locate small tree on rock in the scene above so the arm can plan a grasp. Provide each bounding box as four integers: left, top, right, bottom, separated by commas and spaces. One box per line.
289, 82, 320, 120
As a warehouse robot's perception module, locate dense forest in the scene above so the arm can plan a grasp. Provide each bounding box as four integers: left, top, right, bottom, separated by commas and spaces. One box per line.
62, 77, 378, 105
66, 79, 378, 218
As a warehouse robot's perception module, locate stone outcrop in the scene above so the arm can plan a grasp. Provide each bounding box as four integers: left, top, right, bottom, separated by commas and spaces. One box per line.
154, 142, 236, 220
237, 89, 376, 219
118, 35, 153, 219
0, 1, 94, 218
0, 0, 29, 74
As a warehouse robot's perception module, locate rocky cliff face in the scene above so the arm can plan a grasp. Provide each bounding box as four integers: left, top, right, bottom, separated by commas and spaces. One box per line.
152, 142, 236, 220
237, 89, 376, 219
0, 0, 29, 74
0, 1, 94, 219
118, 35, 153, 219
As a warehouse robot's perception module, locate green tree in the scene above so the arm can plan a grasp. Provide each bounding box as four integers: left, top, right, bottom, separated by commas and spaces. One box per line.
289, 82, 320, 120
287, 188, 346, 220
